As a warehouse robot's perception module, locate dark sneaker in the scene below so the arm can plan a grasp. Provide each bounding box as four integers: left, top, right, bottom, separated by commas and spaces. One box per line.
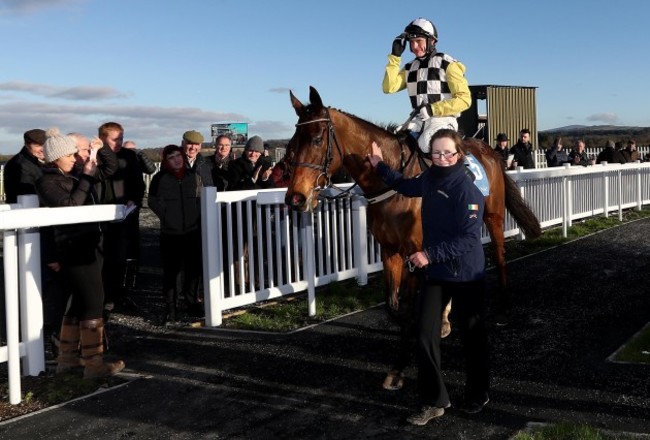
406, 406, 445, 426
460, 397, 490, 414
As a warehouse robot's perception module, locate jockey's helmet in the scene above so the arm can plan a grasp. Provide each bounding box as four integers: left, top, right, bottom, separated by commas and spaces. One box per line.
404, 18, 438, 42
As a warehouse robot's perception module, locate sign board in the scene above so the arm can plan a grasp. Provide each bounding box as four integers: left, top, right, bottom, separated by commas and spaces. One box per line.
210, 122, 249, 146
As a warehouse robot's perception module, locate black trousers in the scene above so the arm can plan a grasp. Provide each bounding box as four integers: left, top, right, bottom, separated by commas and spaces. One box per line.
160, 229, 202, 308
63, 247, 105, 321
415, 278, 490, 407
102, 215, 139, 304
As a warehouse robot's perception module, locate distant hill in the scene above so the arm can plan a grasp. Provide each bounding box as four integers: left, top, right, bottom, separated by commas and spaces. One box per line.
539, 125, 650, 149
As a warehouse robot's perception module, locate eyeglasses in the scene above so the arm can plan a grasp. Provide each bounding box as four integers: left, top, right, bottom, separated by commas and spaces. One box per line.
431, 151, 458, 159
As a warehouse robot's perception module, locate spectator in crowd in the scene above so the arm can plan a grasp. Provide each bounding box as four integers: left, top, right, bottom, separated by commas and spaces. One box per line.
368, 129, 490, 425
69, 132, 118, 182
148, 145, 204, 322
211, 134, 233, 191
4, 128, 46, 203
614, 141, 629, 163
383, 17, 471, 154
545, 137, 569, 167
120, 139, 157, 284
623, 139, 641, 162
228, 136, 275, 191
568, 139, 594, 166
3, 128, 67, 349
596, 140, 626, 165
182, 130, 214, 187
493, 133, 509, 165
96, 122, 146, 317
509, 128, 535, 169
123, 140, 158, 175
270, 160, 291, 188
36, 127, 125, 378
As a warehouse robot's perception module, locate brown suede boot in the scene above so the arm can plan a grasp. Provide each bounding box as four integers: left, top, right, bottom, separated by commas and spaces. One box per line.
80, 318, 125, 379
56, 316, 83, 373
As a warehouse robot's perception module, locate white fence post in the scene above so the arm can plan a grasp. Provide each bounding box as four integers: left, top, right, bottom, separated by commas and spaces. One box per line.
602, 164, 610, 218
17, 195, 45, 376
202, 186, 222, 327
302, 212, 316, 317
3, 229, 22, 404
352, 195, 369, 287
636, 166, 643, 211
617, 170, 623, 221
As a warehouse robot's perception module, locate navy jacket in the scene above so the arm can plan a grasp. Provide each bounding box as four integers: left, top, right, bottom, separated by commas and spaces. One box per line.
376, 160, 486, 282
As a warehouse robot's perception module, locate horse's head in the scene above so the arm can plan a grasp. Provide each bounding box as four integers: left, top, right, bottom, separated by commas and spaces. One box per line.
285, 86, 343, 212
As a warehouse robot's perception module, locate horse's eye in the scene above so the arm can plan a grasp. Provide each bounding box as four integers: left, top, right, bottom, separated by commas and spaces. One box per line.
312, 136, 322, 146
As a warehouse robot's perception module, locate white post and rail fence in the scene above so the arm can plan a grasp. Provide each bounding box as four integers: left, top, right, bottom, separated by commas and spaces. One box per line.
2, 162, 650, 404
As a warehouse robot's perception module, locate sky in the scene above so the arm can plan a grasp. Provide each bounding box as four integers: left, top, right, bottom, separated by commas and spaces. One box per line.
0, 0, 649, 154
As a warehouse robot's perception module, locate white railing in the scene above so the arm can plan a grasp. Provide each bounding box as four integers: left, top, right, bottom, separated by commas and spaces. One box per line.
1, 196, 126, 404
200, 161, 650, 327
200, 187, 384, 327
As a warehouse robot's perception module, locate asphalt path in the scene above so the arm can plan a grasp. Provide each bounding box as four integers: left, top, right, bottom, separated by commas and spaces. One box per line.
1, 214, 649, 439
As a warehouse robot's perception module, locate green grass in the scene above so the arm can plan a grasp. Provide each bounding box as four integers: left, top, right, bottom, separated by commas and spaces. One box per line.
221, 276, 385, 332
514, 421, 641, 439
612, 323, 650, 364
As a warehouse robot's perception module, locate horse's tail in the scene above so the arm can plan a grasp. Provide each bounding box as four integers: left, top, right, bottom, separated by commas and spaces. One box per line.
503, 171, 542, 239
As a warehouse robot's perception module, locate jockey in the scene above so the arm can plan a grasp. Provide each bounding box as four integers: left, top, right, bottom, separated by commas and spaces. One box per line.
383, 17, 472, 153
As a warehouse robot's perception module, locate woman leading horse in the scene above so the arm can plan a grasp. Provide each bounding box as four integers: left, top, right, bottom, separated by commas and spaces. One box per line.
284, 86, 541, 388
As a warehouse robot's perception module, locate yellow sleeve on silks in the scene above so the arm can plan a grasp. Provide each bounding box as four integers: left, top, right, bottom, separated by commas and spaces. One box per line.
431, 61, 472, 117
382, 54, 407, 94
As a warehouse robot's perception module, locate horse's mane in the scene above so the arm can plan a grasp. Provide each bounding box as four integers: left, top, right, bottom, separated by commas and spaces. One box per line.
328, 106, 397, 138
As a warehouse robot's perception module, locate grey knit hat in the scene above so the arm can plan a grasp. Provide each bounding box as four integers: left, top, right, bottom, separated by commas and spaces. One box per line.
43, 127, 78, 163
245, 135, 264, 153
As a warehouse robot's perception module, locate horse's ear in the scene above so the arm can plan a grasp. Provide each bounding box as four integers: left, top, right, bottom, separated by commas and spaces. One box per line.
290, 90, 304, 116
309, 86, 323, 109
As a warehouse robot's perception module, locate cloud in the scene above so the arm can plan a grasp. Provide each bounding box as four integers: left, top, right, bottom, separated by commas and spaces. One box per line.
586, 112, 618, 124
269, 88, 292, 95
0, 101, 294, 153
0, 81, 129, 101
0, 0, 82, 15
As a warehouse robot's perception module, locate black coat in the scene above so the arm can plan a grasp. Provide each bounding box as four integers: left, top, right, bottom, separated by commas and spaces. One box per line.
228, 157, 274, 191
510, 142, 535, 169
4, 147, 44, 203
187, 154, 214, 187
596, 147, 627, 165
148, 169, 202, 235
35, 168, 102, 265
98, 147, 146, 205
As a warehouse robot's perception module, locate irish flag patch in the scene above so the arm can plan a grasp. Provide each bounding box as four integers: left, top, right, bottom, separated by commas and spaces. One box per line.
468, 203, 479, 211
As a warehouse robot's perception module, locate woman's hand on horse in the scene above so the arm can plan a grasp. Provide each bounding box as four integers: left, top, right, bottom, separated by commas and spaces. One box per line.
368, 142, 383, 168
409, 251, 430, 269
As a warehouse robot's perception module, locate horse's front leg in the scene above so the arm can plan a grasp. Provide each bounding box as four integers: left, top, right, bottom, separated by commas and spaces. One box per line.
382, 252, 404, 311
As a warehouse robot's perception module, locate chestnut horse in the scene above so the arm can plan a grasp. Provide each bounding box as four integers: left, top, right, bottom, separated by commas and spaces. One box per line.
285, 86, 541, 388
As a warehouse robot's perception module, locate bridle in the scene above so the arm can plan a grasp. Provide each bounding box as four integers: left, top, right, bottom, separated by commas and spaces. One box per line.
292, 108, 354, 201
291, 108, 425, 205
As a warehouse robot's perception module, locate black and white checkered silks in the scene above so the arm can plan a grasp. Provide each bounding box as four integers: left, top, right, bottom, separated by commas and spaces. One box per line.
404, 52, 459, 117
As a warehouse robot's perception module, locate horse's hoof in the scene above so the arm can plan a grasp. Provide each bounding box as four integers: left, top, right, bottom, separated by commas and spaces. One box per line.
441, 321, 451, 338
382, 370, 404, 391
